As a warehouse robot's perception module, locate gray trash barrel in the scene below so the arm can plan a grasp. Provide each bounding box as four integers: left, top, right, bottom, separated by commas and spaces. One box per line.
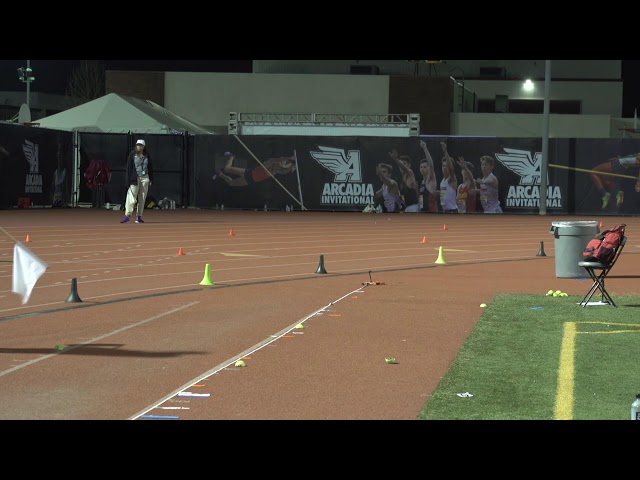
549, 221, 600, 278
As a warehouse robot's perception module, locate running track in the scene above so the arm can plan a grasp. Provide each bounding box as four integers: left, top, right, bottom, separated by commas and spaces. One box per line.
0, 209, 638, 420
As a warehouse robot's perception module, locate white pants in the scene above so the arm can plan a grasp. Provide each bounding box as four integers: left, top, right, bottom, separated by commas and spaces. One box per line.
125, 176, 151, 217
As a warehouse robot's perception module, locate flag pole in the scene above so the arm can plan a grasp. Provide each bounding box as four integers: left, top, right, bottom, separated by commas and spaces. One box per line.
0, 226, 19, 243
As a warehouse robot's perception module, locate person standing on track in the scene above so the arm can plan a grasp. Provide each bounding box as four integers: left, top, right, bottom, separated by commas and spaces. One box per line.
121, 139, 153, 224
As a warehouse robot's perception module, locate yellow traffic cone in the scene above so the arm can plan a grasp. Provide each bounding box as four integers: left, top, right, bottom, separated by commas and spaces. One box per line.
199, 263, 214, 285
434, 246, 447, 265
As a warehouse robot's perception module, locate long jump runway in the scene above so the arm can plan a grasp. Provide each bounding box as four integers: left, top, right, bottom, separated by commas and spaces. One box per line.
0, 209, 638, 420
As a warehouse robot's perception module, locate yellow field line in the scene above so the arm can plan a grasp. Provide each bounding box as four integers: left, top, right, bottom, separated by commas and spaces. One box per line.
554, 322, 576, 420
554, 320, 640, 420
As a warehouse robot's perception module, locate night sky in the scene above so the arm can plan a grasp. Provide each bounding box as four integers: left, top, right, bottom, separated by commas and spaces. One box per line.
0, 60, 253, 95
2, 60, 640, 117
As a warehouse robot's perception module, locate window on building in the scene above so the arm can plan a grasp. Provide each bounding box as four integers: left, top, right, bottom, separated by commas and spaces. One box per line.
477, 99, 582, 114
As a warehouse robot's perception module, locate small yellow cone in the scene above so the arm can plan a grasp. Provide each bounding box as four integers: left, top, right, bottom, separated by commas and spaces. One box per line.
434, 246, 447, 265
295, 323, 305, 329
199, 263, 214, 286
235, 360, 246, 367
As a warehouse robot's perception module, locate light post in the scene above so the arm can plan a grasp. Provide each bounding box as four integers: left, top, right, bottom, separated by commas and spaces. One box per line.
17, 60, 35, 108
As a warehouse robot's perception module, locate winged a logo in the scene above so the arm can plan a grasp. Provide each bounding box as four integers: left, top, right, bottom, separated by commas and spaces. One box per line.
22, 139, 39, 174
495, 148, 544, 185
310, 146, 361, 182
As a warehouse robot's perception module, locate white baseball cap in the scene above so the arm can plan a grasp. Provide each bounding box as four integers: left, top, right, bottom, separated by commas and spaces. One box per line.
136, 139, 145, 146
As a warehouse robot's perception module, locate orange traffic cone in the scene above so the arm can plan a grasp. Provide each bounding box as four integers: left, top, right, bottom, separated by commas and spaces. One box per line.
178, 247, 185, 256
25, 234, 31, 242
443, 224, 448, 231
421, 236, 428, 244
229, 229, 235, 236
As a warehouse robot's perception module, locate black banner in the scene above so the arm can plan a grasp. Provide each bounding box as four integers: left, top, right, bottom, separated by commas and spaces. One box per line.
0, 123, 73, 208
196, 136, 552, 213
3, 124, 640, 216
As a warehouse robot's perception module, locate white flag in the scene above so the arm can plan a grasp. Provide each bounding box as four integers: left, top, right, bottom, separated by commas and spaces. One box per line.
12, 242, 48, 304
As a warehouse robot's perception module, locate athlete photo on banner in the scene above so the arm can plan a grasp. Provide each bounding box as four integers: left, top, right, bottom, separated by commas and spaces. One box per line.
208, 136, 302, 210
566, 138, 640, 215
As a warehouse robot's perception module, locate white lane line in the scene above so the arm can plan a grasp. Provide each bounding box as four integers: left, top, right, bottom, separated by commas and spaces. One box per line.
0, 302, 199, 378
128, 286, 366, 420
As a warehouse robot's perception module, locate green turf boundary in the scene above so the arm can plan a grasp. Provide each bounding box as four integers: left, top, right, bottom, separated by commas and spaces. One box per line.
417, 293, 640, 420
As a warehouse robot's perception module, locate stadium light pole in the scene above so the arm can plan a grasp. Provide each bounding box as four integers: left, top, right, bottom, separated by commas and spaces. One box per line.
17, 60, 35, 109
539, 60, 551, 215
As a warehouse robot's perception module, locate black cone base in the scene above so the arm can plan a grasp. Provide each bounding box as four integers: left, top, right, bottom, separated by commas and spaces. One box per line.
66, 277, 83, 303
315, 255, 328, 274
537, 241, 546, 257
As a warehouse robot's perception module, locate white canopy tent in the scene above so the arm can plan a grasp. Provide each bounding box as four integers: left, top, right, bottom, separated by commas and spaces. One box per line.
34, 93, 213, 134
33, 93, 213, 207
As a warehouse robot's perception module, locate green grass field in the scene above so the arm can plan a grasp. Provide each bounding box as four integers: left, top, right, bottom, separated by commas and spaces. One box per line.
418, 293, 640, 420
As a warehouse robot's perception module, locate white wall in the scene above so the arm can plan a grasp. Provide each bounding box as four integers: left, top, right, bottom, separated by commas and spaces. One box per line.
164, 73, 390, 129
452, 113, 612, 138
162, 69, 625, 138
253, 60, 621, 80
464, 80, 623, 116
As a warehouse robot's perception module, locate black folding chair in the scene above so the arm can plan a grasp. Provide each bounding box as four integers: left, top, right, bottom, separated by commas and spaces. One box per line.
578, 235, 627, 307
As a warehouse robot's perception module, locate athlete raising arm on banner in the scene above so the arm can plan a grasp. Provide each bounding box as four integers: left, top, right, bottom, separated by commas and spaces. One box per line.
388, 149, 420, 212
418, 140, 438, 213
438, 142, 458, 213
475, 155, 503, 214
374, 162, 402, 212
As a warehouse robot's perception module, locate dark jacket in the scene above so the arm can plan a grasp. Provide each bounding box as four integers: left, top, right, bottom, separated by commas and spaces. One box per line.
126, 149, 154, 186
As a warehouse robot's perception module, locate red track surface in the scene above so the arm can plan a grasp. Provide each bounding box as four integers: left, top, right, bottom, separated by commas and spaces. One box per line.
0, 209, 638, 420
